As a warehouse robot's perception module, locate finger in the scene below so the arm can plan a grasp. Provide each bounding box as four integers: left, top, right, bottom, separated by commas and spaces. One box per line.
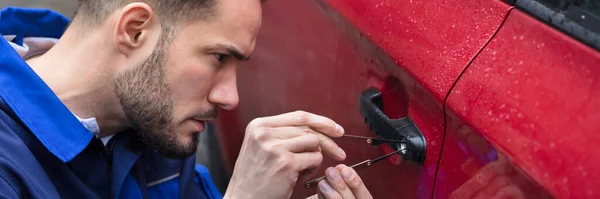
318, 192, 326, 199
336, 165, 373, 199
278, 134, 320, 153
252, 111, 345, 137
298, 166, 320, 185
267, 127, 307, 139
292, 151, 323, 171
325, 167, 355, 199
311, 130, 346, 161
454, 158, 512, 198
473, 175, 511, 199
489, 185, 525, 199
272, 127, 346, 160
305, 194, 319, 199
318, 180, 342, 199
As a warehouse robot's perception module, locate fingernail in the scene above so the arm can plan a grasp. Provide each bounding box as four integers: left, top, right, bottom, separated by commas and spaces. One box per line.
338, 147, 346, 159
319, 181, 333, 193
335, 124, 344, 135
326, 167, 341, 181
342, 167, 355, 180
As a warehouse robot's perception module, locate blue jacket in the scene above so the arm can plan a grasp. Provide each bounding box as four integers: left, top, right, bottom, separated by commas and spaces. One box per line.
0, 7, 222, 199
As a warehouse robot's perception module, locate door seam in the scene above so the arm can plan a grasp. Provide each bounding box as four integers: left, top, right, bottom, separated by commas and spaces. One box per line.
430, 6, 515, 199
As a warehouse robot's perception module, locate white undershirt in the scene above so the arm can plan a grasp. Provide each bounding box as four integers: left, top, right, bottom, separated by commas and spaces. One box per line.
73, 114, 113, 146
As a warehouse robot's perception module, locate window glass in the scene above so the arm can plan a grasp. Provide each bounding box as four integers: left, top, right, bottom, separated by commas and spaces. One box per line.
575, 0, 600, 17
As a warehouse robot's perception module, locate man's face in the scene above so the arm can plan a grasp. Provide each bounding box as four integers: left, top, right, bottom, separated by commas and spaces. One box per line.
115, 0, 262, 158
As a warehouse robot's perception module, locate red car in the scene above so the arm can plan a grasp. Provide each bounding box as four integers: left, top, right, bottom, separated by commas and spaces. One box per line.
209, 0, 600, 198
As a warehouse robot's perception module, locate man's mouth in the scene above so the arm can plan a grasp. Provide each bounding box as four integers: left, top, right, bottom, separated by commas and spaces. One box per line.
193, 116, 215, 123
190, 108, 218, 133
191, 119, 207, 133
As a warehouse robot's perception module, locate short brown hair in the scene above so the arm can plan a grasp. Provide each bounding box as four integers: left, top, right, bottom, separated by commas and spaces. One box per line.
74, 0, 216, 27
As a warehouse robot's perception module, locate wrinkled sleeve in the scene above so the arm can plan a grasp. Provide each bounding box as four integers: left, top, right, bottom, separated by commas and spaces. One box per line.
0, 176, 18, 198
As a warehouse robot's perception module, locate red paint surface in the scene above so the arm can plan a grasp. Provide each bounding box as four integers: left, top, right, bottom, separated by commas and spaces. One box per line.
323, 0, 511, 102
214, 0, 512, 198
438, 10, 600, 199
216, 0, 444, 197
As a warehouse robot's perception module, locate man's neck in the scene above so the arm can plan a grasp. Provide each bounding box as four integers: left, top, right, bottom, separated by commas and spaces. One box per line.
26, 27, 130, 137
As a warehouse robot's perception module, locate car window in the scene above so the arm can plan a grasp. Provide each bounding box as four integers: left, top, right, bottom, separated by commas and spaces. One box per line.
568, 0, 600, 35
536, 0, 571, 10
516, 0, 600, 50
575, 0, 600, 16
534, 0, 600, 16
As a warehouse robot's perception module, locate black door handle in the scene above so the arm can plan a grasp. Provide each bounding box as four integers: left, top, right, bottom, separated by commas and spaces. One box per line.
359, 88, 426, 165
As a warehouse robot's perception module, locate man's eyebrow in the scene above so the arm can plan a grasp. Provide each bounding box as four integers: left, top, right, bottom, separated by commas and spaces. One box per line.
219, 44, 251, 61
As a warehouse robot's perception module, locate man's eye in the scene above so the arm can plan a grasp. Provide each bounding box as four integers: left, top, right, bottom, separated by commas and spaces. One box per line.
214, 54, 230, 63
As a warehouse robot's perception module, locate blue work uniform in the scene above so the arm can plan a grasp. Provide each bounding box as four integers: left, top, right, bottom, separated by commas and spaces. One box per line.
0, 7, 222, 199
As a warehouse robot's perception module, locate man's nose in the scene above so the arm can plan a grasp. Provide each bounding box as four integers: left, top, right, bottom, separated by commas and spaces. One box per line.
208, 68, 239, 110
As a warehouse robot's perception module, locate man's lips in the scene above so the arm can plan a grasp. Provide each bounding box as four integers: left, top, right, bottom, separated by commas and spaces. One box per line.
190, 118, 215, 133
191, 119, 206, 133
193, 117, 215, 123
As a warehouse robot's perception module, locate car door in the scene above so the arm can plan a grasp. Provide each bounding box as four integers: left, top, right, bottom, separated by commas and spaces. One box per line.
214, 0, 511, 198
436, 0, 600, 198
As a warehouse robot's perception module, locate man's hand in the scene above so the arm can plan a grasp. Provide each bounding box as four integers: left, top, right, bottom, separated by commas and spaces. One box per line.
317, 165, 373, 199
224, 111, 348, 199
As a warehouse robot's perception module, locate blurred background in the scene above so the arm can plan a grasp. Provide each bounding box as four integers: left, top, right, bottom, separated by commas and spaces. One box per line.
1, 0, 77, 17
0, 0, 230, 193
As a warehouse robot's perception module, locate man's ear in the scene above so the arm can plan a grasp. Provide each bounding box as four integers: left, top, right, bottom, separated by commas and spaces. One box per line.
114, 2, 156, 55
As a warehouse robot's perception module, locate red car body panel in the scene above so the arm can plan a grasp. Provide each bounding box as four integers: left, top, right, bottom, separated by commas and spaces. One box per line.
438, 10, 600, 199
215, 0, 513, 198
323, 0, 511, 102
215, 0, 599, 198
217, 0, 447, 197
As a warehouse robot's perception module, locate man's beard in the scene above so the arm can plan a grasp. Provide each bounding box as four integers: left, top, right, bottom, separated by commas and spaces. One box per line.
114, 47, 198, 159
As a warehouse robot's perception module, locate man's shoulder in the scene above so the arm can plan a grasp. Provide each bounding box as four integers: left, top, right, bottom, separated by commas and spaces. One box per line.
0, 103, 27, 150
0, 103, 60, 198
0, 98, 28, 144
0, 100, 42, 169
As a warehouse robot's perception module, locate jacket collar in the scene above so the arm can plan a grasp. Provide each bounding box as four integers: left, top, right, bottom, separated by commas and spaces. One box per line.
0, 7, 93, 162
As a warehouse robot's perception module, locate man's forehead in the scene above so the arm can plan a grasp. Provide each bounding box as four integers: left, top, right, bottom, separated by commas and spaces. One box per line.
218, 0, 263, 28
179, 0, 261, 49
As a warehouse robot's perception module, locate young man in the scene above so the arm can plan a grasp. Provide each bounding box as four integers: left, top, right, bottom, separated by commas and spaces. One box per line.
0, 0, 372, 198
